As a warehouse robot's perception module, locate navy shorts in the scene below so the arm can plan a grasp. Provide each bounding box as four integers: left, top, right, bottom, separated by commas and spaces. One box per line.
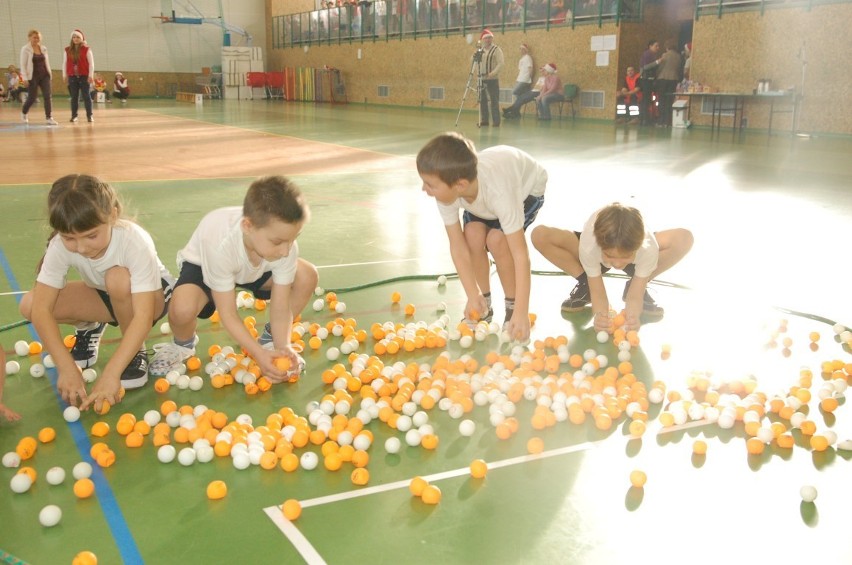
463, 194, 545, 232
96, 278, 174, 327
174, 262, 273, 320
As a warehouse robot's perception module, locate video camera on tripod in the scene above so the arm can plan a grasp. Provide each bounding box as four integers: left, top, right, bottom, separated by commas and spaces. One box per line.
472, 40, 484, 63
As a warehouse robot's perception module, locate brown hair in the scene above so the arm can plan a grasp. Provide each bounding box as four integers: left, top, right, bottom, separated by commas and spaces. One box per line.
37, 174, 121, 272
243, 176, 309, 228
416, 132, 478, 186
27, 29, 41, 39
593, 203, 645, 252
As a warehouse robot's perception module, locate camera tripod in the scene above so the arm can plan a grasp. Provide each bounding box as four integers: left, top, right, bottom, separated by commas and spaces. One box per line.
455, 45, 484, 128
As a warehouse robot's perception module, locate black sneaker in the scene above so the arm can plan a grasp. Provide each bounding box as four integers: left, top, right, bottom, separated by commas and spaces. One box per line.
71, 323, 107, 368
120, 350, 149, 390
561, 280, 591, 312
622, 279, 665, 319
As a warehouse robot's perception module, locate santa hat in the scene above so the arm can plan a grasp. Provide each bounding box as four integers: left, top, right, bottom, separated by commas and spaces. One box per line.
542, 63, 557, 74
115, 72, 124, 77
685, 42, 693, 52
480, 29, 494, 40
71, 29, 85, 41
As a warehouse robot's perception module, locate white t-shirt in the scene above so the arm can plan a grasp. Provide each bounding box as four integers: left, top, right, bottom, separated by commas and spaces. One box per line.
37, 221, 172, 293
437, 146, 547, 235
579, 209, 659, 278
517, 53, 533, 84
177, 207, 299, 293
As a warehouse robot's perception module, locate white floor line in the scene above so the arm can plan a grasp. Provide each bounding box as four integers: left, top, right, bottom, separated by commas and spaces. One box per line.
315, 257, 425, 270
263, 439, 602, 563
263, 506, 328, 565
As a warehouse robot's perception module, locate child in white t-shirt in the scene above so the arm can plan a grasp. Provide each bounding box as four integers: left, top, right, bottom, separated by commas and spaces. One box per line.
417, 132, 547, 342
532, 203, 693, 331
150, 176, 318, 382
18, 174, 175, 411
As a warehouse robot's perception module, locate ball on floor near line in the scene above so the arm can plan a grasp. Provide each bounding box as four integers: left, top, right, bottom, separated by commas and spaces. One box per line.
72, 551, 98, 565
300, 452, 318, 470
312, 299, 324, 311
46, 466, 66, 485
82, 368, 97, 383
206, 480, 227, 500
10, 473, 32, 493
30, 363, 45, 378
43, 354, 55, 368
72, 462, 93, 480
470, 459, 488, 478
385, 437, 401, 454
39, 505, 62, 527
64, 406, 81, 423
5, 360, 20, 375
800, 485, 818, 503
14, 340, 30, 357
282, 499, 302, 520
437, 275, 447, 286
73, 478, 95, 499
630, 470, 647, 488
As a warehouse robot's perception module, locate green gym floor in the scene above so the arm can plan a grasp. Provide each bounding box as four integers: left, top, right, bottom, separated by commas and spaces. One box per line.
1, 99, 851, 565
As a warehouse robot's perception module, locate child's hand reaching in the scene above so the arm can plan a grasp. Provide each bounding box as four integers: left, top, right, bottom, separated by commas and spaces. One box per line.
57, 367, 88, 407
593, 311, 614, 333
464, 295, 489, 324
0, 403, 21, 422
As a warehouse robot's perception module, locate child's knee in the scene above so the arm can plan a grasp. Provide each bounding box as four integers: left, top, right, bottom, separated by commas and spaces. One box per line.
104, 267, 131, 297
18, 292, 33, 320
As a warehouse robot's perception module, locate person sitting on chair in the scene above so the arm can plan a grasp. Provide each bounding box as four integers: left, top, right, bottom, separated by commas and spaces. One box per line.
502, 74, 545, 119
615, 66, 641, 123
534, 63, 564, 121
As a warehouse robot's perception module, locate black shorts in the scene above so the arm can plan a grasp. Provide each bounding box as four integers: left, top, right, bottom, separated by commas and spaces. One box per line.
96, 278, 174, 327
174, 261, 273, 320
463, 194, 545, 232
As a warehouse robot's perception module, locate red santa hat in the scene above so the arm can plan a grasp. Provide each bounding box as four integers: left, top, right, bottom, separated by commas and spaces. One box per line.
71, 29, 85, 41
480, 29, 494, 40
542, 63, 557, 74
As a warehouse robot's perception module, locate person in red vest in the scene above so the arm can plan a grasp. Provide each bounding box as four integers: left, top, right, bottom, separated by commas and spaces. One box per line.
63, 29, 95, 123
615, 66, 642, 124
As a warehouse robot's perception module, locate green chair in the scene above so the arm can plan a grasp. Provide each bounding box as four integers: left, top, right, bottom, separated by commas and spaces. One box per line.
558, 84, 579, 120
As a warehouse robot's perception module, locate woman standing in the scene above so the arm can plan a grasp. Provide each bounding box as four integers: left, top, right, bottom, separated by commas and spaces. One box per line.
20, 29, 58, 125
63, 29, 94, 123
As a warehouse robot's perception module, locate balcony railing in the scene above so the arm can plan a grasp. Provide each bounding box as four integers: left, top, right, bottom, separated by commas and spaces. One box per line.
272, 0, 641, 48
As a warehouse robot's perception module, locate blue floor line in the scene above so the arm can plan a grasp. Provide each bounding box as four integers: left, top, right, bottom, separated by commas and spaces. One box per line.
0, 247, 143, 565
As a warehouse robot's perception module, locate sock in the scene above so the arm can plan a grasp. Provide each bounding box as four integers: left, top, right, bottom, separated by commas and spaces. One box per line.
483, 292, 492, 310
504, 298, 515, 321
175, 335, 196, 349
260, 322, 273, 342
76, 321, 100, 332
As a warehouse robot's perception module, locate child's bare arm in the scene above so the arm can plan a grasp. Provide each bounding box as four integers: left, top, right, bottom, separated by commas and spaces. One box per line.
588, 275, 613, 332
445, 223, 487, 318
623, 276, 649, 331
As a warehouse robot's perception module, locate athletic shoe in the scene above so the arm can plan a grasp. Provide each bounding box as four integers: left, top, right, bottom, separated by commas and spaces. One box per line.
561, 280, 591, 312
70, 116, 78, 123
120, 350, 149, 390
87, 115, 94, 123
46, 117, 59, 126
150, 337, 198, 377
21, 113, 28, 123
71, 323, 107, 368
622, 279, 665, 319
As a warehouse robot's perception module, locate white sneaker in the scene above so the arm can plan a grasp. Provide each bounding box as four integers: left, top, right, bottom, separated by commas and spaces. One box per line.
21, 113, 28, 123
150, 338, 198, 377
70, 116, 78, 123
46, 117, 59, 126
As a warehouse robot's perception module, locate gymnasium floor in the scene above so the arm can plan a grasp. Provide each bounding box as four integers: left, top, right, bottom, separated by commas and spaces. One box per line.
1, 98, 851, 565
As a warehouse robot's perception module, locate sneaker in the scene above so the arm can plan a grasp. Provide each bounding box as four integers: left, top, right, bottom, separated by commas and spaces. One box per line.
21, 113, 28, 123
70, 116, 78, 123
70, 323, 107, 368
120, 350, 149, 390
150, 338, 197, 377
622, 279, 665, 319
87, 115, 94, 123
561, 280, 591, 312
46, 117, 59, 126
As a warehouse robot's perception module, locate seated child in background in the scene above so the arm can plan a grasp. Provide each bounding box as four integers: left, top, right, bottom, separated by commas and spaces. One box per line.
0, 347, 22, 422
150, 176, 318, 383
531, 202, 693, 331
417, 132, 547, 342
19, 174, 175, 411
90, 72, 111, 102
113, 72, 129, 102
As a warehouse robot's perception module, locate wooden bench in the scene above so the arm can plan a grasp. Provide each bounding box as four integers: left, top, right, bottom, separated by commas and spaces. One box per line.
176, 92, 203, 104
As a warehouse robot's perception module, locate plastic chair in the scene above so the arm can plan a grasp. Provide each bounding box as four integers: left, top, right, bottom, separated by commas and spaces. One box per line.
265, 72, 285, 100
245, 72, 267, 99
558, 84, 578, 120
